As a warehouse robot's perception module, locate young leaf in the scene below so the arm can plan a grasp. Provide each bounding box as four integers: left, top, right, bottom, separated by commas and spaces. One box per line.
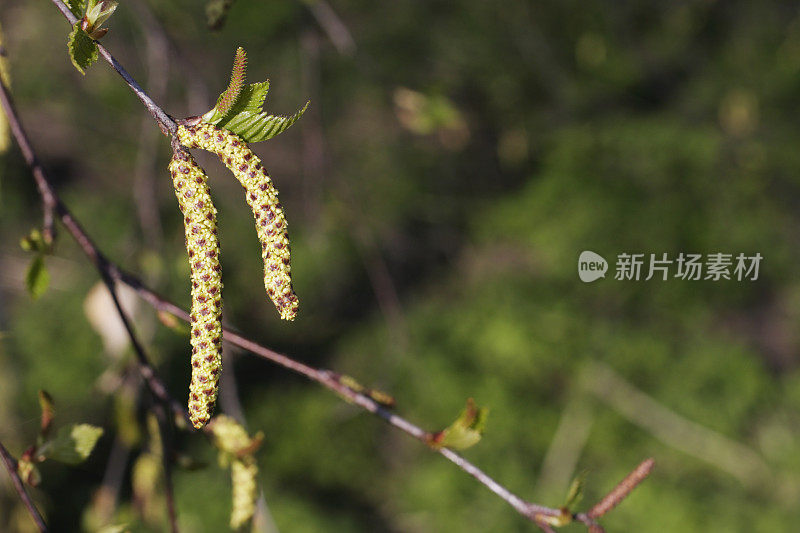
564, 470, 589, 510
20, 228, 47, 253
215, 47, 247, 118
41, 423, 104, 464
85, 0, 118, 31
65, 0, 87, 18
203, 81, 271, 124
428, 398, 489, 450
25, 255, 50, 299
67, 23, 98, 75
216, 101, 309, 143
38, 390, 55, 439
199, 49, 306, 142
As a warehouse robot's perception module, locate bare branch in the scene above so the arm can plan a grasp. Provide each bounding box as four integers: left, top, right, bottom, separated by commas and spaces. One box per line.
0, 440, 48, 532
587, 458, 655, 519
304, 0, 356, 56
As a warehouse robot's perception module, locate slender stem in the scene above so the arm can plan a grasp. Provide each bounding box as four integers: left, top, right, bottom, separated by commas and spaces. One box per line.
0, 440, 48, 532
48, 0, 176, 135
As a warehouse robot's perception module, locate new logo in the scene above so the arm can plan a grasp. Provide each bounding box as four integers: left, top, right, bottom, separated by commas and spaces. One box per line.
578, 251, 608, 282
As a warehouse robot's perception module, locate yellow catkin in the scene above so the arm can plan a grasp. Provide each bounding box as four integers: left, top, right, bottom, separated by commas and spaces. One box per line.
177, 122, 298, 320
208, 414, 252, 453
169, 149, 223, 429
230, 458, 258, 529
209, 415, 260, 529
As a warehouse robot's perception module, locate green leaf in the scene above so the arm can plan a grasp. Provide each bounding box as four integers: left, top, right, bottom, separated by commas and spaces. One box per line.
202, 81, 270, 124
564, 470, 588, 510
41, 423, 104, 464
85, 0, 118, 30
20, 228, 47, 253
65, 0, 87, 18
429, 398, 489, 450
25, 255, 49, 299
67, 23, 98, 75
214, 47, 247, 117
216, 101, 309, 143
200, 49, 306, 142
231, 82, 270, 115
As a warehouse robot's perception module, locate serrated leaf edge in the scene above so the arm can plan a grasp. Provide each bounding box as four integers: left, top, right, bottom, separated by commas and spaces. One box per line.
67, 23, 98, 75
216, 100, 309, 143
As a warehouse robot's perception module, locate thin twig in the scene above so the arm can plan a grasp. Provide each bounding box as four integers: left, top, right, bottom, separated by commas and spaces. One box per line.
48, 0, 176, 135
587, 458, 655, 519
0, 440, 48, 532
42, 201, 57, 246
96, 434, 131, 524
304, 0, 356, 55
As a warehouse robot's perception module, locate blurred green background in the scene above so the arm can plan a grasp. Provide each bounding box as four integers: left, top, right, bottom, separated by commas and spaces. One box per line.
2, 1, 800, 531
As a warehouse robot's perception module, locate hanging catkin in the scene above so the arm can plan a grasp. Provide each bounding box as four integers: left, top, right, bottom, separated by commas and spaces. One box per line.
177, 122, 298, 320
169, 149, 223, 429
208, 414, 260, 529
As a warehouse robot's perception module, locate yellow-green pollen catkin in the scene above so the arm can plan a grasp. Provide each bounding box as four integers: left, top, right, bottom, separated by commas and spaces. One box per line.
209, 414, 252, 452
230, 458, 258, 529
169, 149, 223, 429
209, 415, 259, 529
177, 123, 298, 320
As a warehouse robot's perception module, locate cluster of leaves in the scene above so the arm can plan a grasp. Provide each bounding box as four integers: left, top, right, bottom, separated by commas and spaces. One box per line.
428, 398, 489, 451
16, 391, 103, 487
200, 47, 308, 143
66, 0, 117, 74
19, 228, 52, 300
